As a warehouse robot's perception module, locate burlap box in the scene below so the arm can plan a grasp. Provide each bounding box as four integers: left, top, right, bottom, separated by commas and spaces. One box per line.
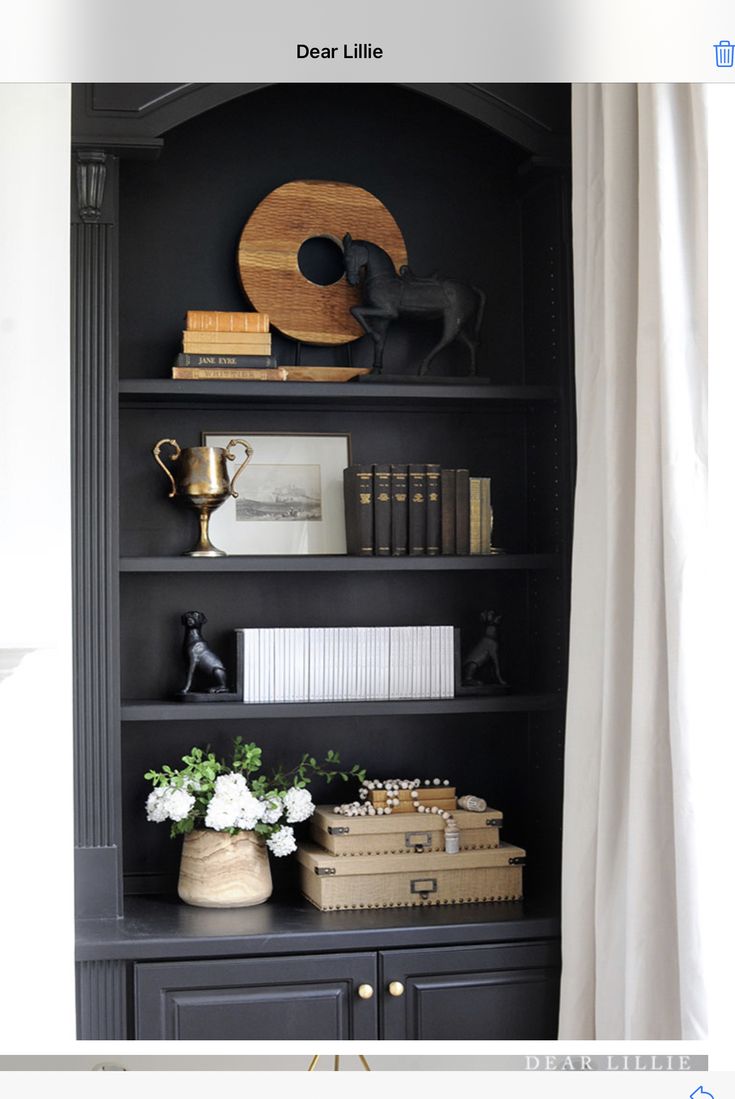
297, 841, 525, 911
310, 805, 503, 855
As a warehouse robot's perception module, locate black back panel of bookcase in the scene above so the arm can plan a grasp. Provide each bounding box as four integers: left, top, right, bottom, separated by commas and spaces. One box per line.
118, 84, 526, 380
95, 83, 572, 908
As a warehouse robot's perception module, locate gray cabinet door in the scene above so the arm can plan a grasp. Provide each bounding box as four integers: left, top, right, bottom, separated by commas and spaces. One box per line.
135, 952, 378, 1040
380, 940, 560, 1039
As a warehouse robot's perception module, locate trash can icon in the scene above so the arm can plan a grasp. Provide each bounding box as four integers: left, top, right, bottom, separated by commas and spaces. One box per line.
714, 40, 734, 67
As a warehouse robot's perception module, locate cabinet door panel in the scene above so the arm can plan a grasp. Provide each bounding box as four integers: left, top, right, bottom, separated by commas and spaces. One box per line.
135, 952, 377, 1040
381, 940, 559, 1040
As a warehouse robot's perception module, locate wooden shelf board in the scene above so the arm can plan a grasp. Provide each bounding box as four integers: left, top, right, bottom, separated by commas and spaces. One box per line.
121, 693, 563, 721
76, 891, 560, 962
119, 553, 560, 573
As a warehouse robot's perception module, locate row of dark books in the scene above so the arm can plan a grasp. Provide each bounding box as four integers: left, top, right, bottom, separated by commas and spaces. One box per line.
343, 464, 499, 556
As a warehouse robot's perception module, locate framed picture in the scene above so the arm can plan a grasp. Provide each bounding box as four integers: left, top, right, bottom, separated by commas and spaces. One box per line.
202, 431, 351, 555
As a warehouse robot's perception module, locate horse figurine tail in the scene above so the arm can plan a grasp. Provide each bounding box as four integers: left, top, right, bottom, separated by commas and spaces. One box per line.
472, 284, 486, 341
458, 283, 486, 376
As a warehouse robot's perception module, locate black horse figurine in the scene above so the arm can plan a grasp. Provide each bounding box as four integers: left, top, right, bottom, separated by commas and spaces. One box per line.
342, 234, 486, 376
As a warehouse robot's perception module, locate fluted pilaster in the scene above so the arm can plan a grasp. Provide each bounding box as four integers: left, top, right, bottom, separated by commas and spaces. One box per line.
71, 150, 121, 918
76, 960, 128, 1039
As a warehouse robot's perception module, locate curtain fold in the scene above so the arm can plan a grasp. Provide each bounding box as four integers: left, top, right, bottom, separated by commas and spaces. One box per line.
559, 84, 708, 1039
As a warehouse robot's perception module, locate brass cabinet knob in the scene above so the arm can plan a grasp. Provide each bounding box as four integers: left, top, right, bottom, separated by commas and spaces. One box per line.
357, 983, 374, 1000
388, 981, 405, 998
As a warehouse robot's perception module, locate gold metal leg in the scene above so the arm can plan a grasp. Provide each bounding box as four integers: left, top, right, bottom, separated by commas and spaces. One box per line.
307, 1053, 370, 1071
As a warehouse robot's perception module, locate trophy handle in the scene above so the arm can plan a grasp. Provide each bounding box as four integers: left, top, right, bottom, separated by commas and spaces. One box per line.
153, 438, 181, 498
224, 438, 254, 499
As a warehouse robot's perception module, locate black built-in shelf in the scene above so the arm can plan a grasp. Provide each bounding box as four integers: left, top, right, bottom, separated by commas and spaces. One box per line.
73, 82, 574, 1039
76, 893, 560, 962
119, 379, 560, 409
119, 553, 560, 573
121, 693, 563, 722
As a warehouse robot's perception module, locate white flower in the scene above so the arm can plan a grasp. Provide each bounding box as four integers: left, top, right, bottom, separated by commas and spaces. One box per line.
283, 786, 314, 824
259, 794, 283, 825
213, 772, 249, 798
146, 788, 170, 823
204, 773, 266, 832
165, 787, 196, 822
266, 825, 297, 857
233, 788, 266, 831
204, 793, 240, 831
146, 785, 195, 824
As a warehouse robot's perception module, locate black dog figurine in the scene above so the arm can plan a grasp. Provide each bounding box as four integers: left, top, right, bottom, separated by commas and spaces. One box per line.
180, 611, 228, 695
462, 610, 508, 688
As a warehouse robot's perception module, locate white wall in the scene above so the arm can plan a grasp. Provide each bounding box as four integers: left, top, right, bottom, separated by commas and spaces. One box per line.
0, 83, 76, 1047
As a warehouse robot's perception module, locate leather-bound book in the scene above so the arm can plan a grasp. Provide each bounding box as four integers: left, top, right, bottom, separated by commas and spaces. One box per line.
408, 464, 427, 555
425, 463, 441, 556
174, 353, 278, 369
185, 310, 270, 333
343, 465, 374, 556
390, 464, 408, 556
469, 477, 482, 554
182, 331, 272, 355
172, 366, 285, 380
441, 469, 456, 554
455, 469, 470, 555
373, 464, 392, 556
479, 476, 494, 554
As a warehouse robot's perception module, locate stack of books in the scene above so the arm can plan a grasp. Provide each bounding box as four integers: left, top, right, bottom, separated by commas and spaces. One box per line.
343, 464, 499, 556
172, 310, 281, 380
236, 625, 455, 702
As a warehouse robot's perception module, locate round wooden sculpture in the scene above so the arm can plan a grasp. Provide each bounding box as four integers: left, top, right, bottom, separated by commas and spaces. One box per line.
238, 180, 407, 345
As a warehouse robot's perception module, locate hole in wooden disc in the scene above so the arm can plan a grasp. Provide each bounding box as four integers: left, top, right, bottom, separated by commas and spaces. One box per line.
297, 236, 345, 286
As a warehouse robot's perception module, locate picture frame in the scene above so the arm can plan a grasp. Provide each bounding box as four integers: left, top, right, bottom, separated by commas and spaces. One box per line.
201, 431, 351, 555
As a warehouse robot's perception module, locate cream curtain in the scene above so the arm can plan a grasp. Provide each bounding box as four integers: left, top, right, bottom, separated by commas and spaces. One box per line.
559, 85, 708, 1039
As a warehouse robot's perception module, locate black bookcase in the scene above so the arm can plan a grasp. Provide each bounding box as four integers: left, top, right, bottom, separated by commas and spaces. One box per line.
72, 83, 574, 1040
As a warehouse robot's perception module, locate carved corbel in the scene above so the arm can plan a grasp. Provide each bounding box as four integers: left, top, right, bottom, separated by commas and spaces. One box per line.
75, 149, 107, 222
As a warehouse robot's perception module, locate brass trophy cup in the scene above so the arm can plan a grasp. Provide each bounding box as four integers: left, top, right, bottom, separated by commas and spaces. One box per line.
152, 438, 254, 557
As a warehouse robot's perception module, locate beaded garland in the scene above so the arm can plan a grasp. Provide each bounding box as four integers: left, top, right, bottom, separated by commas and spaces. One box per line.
333, 778, 454, 821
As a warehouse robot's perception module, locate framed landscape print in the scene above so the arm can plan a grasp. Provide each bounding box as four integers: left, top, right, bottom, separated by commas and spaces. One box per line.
202, 431, 351, 554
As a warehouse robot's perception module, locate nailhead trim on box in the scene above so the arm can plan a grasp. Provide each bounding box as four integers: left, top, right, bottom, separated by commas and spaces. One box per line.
322, 894, 522, 910
334, 841, 500, 856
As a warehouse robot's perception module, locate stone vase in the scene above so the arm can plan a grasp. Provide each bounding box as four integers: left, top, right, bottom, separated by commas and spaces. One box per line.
177, 828, 273, 907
